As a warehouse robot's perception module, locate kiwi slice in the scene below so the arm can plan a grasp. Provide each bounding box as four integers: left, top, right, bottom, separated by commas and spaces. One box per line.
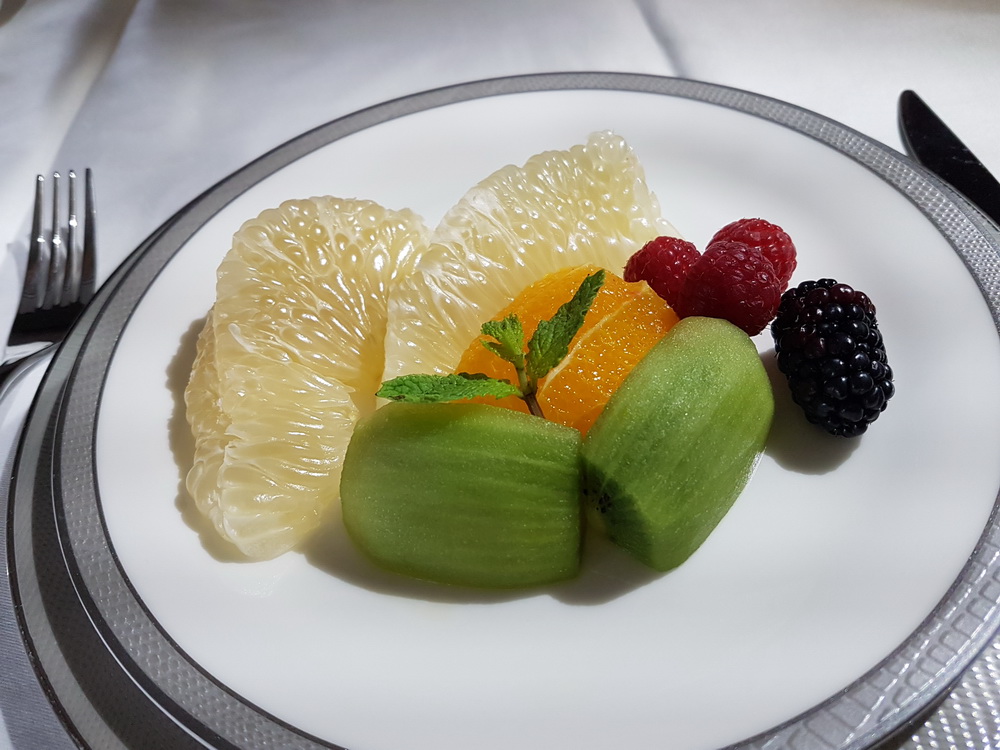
582, 316, 773, 571
341, 402, 582, 588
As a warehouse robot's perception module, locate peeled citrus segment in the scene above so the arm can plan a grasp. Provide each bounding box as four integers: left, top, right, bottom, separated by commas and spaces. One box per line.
454, 265, 636, 413
384, 131, 679, 381
540, 282, 680, 434
454, 265, 679, 434
184, 197, 431, 559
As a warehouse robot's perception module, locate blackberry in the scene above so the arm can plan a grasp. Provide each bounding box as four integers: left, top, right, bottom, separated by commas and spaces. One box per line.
771, 279, 894, 437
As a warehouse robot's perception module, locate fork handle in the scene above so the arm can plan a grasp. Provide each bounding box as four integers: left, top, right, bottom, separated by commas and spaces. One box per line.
0, 345, 54, 405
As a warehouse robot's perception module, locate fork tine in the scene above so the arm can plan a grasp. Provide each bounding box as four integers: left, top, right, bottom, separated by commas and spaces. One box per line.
43, 172, 66, 310
20, 175, 48, 314
80, 167, 97, 304
63, 170, 81, 305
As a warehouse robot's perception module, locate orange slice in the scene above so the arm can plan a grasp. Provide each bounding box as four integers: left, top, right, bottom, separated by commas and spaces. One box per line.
455, 265, 679, 433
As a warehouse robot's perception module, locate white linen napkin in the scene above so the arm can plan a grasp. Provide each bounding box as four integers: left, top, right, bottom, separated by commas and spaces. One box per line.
40, 0, 676, 278
641, 0, 1000, 177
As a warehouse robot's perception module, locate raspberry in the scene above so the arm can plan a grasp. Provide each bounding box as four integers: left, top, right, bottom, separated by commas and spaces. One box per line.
623, 236, 699, 307
771, 279, 894, 437
674, 240, 782, 336
710, 218, 796, 288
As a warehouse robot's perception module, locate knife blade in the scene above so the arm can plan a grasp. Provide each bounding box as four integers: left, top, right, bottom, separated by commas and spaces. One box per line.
898, 89, 1000, 226
898, 90, 1000, 226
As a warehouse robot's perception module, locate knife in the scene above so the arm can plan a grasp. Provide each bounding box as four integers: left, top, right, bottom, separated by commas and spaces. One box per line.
898, 90, 1000, 226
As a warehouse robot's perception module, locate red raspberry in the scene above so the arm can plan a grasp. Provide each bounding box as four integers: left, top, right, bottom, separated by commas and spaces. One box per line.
675, 240, 782, 336
623, 236, 700, 306
710, 218, 796, 288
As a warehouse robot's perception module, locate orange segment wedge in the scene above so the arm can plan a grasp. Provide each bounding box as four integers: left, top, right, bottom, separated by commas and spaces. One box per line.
455, 265, 679, 433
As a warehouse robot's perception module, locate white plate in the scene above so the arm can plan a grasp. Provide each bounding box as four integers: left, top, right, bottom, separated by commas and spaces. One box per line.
13, 74, 1000, 750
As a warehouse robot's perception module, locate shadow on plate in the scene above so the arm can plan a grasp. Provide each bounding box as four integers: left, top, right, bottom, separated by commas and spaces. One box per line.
761, 347, 860, 474
301, 511, 662, 606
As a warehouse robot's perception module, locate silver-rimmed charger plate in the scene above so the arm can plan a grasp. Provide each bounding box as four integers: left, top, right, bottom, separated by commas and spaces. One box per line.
9, 73, 1000, 750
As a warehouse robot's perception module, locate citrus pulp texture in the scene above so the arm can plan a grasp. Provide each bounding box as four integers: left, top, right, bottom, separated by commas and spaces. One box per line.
383, 131, 679, 382
455, 265, 679, 434
184, 198, 431, 559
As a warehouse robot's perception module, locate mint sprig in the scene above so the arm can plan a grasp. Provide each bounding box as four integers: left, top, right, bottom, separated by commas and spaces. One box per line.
377, 270, 606, 418
378, 372, 521, 403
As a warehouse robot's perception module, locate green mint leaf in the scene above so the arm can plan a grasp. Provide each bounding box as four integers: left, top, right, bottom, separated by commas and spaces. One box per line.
377, 373, 522, 404
526, 270, 605, 381
480, 314, 525, 368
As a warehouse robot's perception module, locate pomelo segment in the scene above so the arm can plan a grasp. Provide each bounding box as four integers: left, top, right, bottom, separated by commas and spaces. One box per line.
184, 197, 431, 559
581, 317, 774, 571
383, 131, 679, 381
341, 403, 582, 588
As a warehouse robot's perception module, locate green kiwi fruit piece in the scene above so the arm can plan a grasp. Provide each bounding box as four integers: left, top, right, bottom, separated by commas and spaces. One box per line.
340, 402, 582, 588
581, 316, 774, 571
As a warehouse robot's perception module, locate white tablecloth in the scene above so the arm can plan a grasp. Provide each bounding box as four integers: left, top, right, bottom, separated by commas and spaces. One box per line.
2, 1, 999, 748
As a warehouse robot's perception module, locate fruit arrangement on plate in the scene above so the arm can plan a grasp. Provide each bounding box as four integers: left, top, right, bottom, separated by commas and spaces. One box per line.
183, 132, 894, 588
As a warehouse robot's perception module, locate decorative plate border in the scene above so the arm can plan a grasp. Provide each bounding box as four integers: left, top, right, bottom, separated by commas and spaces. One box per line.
11, 73, 1000, 750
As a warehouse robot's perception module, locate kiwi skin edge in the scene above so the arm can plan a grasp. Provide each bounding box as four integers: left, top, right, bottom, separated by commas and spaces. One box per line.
581, 316, 774, 572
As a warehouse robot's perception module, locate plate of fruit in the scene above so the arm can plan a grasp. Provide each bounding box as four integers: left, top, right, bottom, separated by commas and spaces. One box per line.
11, 73, 1000, 750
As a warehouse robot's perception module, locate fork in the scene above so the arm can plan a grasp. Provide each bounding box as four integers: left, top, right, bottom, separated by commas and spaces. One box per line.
0, 169, 96, 401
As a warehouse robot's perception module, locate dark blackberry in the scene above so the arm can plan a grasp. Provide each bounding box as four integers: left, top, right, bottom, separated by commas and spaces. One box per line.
771, 279, 893, 437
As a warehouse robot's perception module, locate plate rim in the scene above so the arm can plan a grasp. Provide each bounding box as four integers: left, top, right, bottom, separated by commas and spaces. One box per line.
10, 71, 1000, 750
